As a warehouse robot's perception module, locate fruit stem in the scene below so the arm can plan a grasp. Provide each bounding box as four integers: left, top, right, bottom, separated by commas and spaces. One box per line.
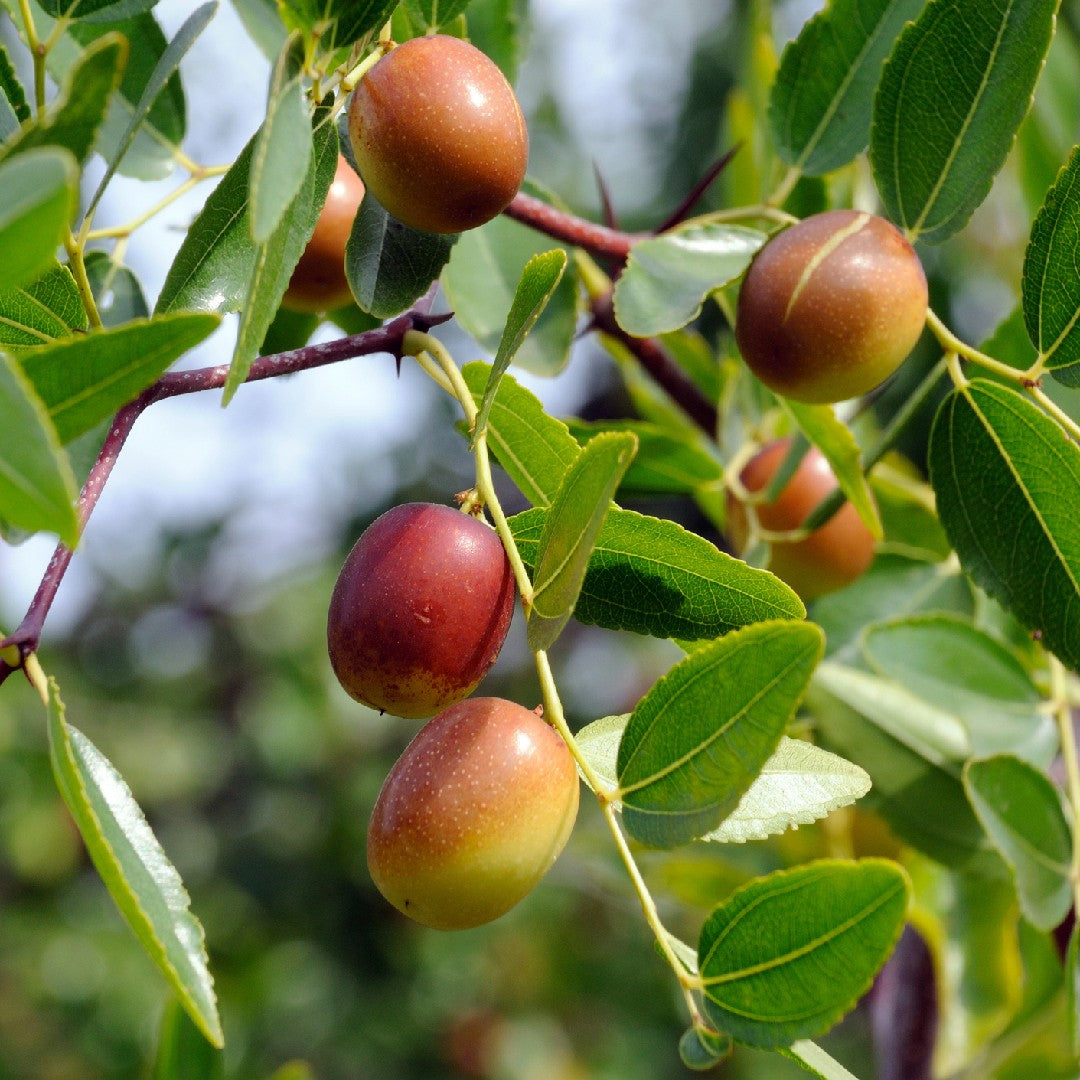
340, 41, 389, 93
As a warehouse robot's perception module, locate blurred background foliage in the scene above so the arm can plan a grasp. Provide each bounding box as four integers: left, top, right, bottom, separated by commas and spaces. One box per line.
2, 0, 1079, 1075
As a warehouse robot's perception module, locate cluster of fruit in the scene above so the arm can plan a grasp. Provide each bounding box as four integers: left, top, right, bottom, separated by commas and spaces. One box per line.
327, 503, 579, 931
299, 34, 931, 929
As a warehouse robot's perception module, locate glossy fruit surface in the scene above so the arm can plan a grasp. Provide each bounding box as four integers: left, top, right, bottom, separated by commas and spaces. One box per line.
327, 503, 515, 718
735, 210, 928, 404
727, 438, 875, 600
347, 35, 528, 234
367, 696, 580, 930
282, 154, 364, 312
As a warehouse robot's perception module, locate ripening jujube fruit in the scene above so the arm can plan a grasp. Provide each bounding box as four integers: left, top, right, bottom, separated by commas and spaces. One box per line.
367, 696, 580, 930
347, 35, 528, 234
726, 438, 875, 600
327, 503, 515, 719
735, 210, 928, 404
282, 154, 364, 313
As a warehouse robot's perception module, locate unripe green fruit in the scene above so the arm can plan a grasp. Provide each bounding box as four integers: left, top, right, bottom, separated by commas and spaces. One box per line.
735, 210, 928, 404
347, 35, 528, 234
727, 438, 875, 600
367, 696, 580, 930
282, 154, 364, 313
327, 503, 515, 719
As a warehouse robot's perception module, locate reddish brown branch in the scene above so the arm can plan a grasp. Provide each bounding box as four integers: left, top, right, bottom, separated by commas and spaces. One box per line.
0, 305, 450, 687
503, 192, 643, 261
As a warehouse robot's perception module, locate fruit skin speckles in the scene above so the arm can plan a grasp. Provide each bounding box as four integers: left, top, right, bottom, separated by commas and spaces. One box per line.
366, 696, 580, 930
735, 210, 928, 405
347, 35, 529, 235
327, 503, 515, 719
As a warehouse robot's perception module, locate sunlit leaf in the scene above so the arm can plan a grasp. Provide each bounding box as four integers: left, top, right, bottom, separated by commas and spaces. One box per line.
0, 263, 88, 350
46, 679, 223, 1046
698, 859, 909, 1047
871, 0, 1057, 243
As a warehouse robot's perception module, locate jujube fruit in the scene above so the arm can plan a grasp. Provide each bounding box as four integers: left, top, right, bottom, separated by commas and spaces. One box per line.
282, 154, 364, 312
367, 696, 580, 930
735, 210, 928, 404
347, 35, 528, 234
327, 503, 515, 718
727, 438, 875, 600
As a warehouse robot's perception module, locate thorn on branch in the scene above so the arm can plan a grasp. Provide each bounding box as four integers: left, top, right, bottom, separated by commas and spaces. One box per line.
654, 144, 741, 235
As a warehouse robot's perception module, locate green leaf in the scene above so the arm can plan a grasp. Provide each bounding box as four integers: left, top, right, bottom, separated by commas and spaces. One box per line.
580, 716, 870, 844
0, 41, 30, 139
814, 660, 970, 768
462, 362, 581, 507
463, 0, 520, 80
70, 11, 188, 180
808, 679, 992, 869
151, 997, 225, 1080
770, 0, 926, 175
698, 858, 909, 1047
438, 210, 578, 380
699, 737, 871, 845
815, 553, 974, 661
156, 131, 261, 314
442, 212, 583, 378
345, 194, 457, 319
84, 251, 149, 326
871, 0, 1058, 244
46, 678, 222, 1046
0, 263, 88, 350
1022, 143, 1080, 372
226, 116, 338, 402
85, 4, 214, 223
784, 1040, 864, 1079
1069, 923, 1080, 1060
472, 248, 567, 445
0, 148, 79, 295
783, 400, 882, 539
230, 0, 287, 59
566, 418, 723, 497
963, 755, 1072, 931
38, 0, 144, 16
19, 312, 219, 443
862, 615, 1055, 766
527, 431, 638, 652
510, 506, 805, 641
250, 30, 311, 244
404, 0, 472, 29
0, 353, 78, 544
612, 224, 765, 337
0, 33, 126, 167
928, 379, 1080, 673
324, 0, 398, 44
617, 621, 824, 848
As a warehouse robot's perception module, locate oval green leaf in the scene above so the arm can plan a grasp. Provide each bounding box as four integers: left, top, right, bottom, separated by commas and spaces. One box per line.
442, 205, 578, 376
612, 224, 765, 337
617, 620, 824, 848
345, 193, 457, 320
226, 114, 338, 403
250, 30, 311, 244
871, 0, 1058, 243
526, 430, 638, 652
19, 312, 220, 443
928, 379, 1080, 673
462, 362, 581, 507
511, 506, 804, 642
1022, 143, 1080, 372
698, 858, 909, 1047
0, 353, 78, 544
963, 754, 1072, 931
863, 615, 1055, 765
472, 248, 568, 445
770, 0, 926, 175
0, 263, 88, 350
0, 147, 79, 295
46, 678, 223, 1047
